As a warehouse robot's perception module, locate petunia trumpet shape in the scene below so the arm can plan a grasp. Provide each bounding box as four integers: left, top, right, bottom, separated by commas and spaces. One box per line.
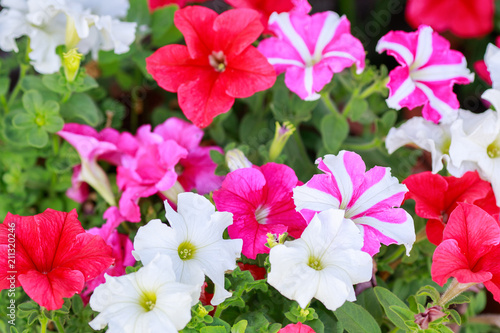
404, 171, 499, 245
213, 163, 307, 259
258, 10, 365, 101
293, 151, 415, 256
0, 209, 114, 310
133, 192, 243, 305
431, 203, 500, 302
89, 254, 197, 332
267, 209, 373, 311
405, 0, 494, 39
146, 6, 276, 128
376, 25, 474, 124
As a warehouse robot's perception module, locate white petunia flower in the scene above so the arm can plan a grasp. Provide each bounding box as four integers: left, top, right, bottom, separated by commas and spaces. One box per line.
267, 209, 373, 311
89, 254, 196, 333
449, 89, 500, 206
485, 43, 500, 89
0, 0, 136, 74
133, 192, 243, 305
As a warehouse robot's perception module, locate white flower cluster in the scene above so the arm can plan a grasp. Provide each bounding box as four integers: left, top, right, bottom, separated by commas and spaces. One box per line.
386, 42, 500, 207
89, 192, 242, 332
0, 0, 136, 74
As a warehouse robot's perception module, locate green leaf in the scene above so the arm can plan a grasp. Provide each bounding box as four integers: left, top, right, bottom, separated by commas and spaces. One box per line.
344, 97, 368, 122
417, 286, 441, 303
201, 327, 227, 333
27, 127, 49, 148
127, 0, 151, 27
21, 76, 59, 102
445, 294, 470, 306
389, 305, 415, 322
447, 309, 461, 325
151, 5, 180, 46
42, 73, 68, 94
0, 77, 10, 96
436, 326, 455, 333
374, 286, 410, 330
12, 112, 35, 128
320, 112, 349, 153
231, 320, 248, 333
22, 90, 43, 114
334, 301, 381, 333
60, 93, 102, 126
71, 75, 98, 93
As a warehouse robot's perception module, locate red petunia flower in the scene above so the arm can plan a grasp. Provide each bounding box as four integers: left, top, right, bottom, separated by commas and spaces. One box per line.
147, 0, 208, 12
146, 6, 276, 128
403, 171, 499, 245
431, 203, 500, 302
0, 209, 114, 310
279, 322, 316, 333
405, 0, 494, 38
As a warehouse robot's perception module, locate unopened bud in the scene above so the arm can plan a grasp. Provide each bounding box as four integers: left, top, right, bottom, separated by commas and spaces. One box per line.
226, 149, 252, 172
269, 121, 295, 161
63, 48, 83, 83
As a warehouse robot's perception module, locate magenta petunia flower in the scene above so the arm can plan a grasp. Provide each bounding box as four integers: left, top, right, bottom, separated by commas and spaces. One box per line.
293, 151, 415, 256
258, 10, 365, 101
213, 163, 307, 259
376, 25, 474, 124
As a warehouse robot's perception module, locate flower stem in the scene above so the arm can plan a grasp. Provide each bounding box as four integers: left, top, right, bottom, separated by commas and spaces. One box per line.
342, 137, 381, 151
0, 95, 8, 113
321, 93, 341, 115
213, 304, 225, 318
39, 315, 48, 333
7, 63, 29, 110
359, 82, 379, 99
438, 278, 476, 307
54, 316, 65, 333
415, 228, 427, 243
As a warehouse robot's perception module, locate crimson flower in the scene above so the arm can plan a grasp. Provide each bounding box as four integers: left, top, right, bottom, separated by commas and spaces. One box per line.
0, 209, 114, 310
147, 0, 208, 11
146, 6, 276, 128
404, 171, 499, 245
405, 0, 494, 38
431, 203, 500, 302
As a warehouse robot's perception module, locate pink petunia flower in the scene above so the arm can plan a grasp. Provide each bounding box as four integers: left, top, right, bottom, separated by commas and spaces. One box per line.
376, 25, 474, 124
146, 6, 276, 128
293, 151, 415, 256
225, 0, 311, 34
0, 209, 114, 310
147, 0, 208, 11
213, 163, 307, 259
431, 203, 500, 302
279, 322, 316, 332
257, 10, 365, 101
405, 0, 494, 39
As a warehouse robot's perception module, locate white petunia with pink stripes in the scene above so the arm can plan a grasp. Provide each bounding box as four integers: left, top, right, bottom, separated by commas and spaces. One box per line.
293, 151, 415, 256
376, 25, 474, 124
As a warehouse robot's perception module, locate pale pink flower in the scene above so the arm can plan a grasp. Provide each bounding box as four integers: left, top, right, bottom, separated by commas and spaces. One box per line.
376, 25, 474, 124
258, 11, 365, 101
293, 151, 415, 256
213, 163, 307, 259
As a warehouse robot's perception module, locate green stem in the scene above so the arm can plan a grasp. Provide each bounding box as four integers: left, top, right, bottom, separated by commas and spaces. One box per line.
0, 95, 8, 113
292, 129, 311, 166
415, 228, 427, 243
383, 245, 406, 264
7, 63, 29, 110
39, 315, 48, 333
342, 137, 381, 151
213, 304, 225, 318
60, 92, 72, 104
54, 316, 65, 333
52, 134, 60, 155
359, 82, 379, 99
320, 93, 341, 115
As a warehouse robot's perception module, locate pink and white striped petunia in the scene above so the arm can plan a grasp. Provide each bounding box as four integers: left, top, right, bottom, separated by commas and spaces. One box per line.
376, 25, 474, 124
293, 151, 415, 256
258, 11, 365, 101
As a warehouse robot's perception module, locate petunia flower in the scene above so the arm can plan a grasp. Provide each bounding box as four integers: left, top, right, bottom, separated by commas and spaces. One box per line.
257, 10, 365, 101
449, 89, 500, 206
279, 322, 316, 333
431, 203, 500, 302
405, 0, 494, 38
376, 25, 474, 124
267, 209, 373, 311
147, 0, 208, 12
0, 0, 136, 74
146, 6, 276, 128
474, 37, 500, 87
293, 151, 415, 256
89, 254, 196, 332
224, 0, 311, 33
0, 209, 114, 310
404, 171, 499, 245
213, 162, 307, 259
132, 192, 243, 305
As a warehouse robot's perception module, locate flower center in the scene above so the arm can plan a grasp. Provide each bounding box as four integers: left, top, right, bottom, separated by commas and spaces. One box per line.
209, 51, 227, 72
487, 141, 500, 158
178, 241, 196, 260
139, 290, 157, 312
255, 205, 270, 224
307, 256, 324, 271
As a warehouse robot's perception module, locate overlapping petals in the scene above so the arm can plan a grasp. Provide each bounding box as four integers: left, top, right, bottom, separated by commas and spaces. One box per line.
293, 151, 415, 256
258, 11, 365, 101
146, 6, 276, 128
213, 163, 307, 259
376, 25, 474, 123
0, 209, 114, 310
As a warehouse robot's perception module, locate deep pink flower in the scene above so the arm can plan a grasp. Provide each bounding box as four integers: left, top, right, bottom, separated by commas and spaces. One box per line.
405, 0, 494, 38
213, 163, 307, 259
258, 10, 365, 101
153, 117, 224, 194
431, 203, 500, 302
146, 6, 276, 128
376, 26, 474, 123
279, 322, 316, 333
147, 0, 208, 11
0, 209, 114, 310
225, 0, 311, 33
